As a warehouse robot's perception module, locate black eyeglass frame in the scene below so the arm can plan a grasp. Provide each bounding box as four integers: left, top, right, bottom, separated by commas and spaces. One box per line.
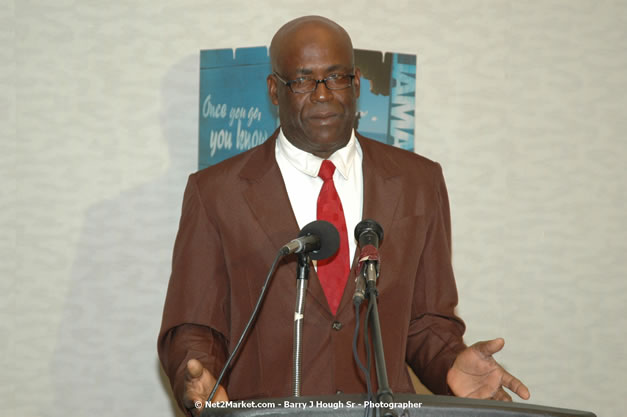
272, 72, 356, 94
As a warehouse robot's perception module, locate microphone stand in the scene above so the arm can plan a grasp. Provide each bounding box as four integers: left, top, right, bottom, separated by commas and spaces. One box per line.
292, 253, 310, 397
364, 262, 397, 417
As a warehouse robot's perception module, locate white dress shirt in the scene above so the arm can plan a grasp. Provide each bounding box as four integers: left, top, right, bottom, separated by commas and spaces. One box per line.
275, 129, 363, 265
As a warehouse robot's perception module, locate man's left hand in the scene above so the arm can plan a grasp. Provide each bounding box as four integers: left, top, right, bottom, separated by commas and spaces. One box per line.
447, 338, 530, 401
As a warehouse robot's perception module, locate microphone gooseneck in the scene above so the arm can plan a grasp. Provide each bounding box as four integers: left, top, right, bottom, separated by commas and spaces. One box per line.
353, 219, 397, 417
208, 220, 340, 404
289, 220, 339, 396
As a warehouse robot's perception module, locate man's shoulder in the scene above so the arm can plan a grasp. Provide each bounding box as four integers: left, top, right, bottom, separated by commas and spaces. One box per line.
357, 133, 443, 178
193, 147, 255, 182
191, 132, 277, 188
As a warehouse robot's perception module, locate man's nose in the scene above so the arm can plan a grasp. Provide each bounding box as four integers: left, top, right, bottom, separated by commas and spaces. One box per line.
310, 80, 333, 102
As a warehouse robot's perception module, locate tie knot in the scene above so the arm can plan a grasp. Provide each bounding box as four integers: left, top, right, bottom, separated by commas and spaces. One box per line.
318, 160, 336, 181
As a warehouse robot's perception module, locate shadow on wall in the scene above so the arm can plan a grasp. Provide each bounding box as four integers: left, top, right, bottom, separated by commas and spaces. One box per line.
50, 55, 199, 417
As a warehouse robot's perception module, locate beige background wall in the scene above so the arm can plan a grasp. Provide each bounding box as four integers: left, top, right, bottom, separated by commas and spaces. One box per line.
4, 1, 626, 416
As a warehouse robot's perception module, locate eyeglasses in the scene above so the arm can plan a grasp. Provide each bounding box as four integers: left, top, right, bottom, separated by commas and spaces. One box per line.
273, 72, 355, 94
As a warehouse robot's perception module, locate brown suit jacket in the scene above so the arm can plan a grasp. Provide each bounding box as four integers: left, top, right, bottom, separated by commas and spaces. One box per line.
158, 130, 466, 410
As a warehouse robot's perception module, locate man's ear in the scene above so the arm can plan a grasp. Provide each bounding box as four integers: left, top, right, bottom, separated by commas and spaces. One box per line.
267, 74, 279, 105
353, 67, 361, 98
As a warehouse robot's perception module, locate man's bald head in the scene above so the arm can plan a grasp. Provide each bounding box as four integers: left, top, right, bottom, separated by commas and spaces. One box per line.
269, 16, 355, 74
266, 16, 360, 159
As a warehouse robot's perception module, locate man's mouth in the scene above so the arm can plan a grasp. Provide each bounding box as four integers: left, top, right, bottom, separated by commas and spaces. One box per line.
309, 112, 339, 123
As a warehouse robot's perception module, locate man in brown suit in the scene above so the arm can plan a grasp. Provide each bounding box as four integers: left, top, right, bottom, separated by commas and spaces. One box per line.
158, 16, 530, 416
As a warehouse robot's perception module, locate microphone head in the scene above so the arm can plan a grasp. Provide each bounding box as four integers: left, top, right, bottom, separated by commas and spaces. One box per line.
354, 219, 384, 247
299, 220, 340, 261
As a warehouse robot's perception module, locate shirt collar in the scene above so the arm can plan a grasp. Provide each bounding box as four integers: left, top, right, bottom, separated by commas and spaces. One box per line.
276, 129, 359, 180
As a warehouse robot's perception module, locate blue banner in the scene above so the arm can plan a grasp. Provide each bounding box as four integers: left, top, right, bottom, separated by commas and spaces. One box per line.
199, 47, 416, 169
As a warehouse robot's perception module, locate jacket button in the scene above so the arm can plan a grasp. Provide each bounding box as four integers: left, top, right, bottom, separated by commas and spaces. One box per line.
332, 321, 343, 331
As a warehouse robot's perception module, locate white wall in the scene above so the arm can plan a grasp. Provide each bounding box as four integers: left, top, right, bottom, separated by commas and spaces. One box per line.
4, 1, 626, 416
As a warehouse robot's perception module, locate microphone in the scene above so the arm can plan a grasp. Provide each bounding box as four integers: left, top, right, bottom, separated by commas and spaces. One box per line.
353, 219, 384, 305
355, 218, 384, 251
281, 220, 340, 261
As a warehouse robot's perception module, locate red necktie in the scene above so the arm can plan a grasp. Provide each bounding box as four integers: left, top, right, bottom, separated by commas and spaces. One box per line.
316, 160, 350, 315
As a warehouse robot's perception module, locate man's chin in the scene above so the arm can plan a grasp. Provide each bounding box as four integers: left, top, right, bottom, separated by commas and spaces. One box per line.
283, 125, 352, 156
306, 124, 352, 143
308, 134, 351, 155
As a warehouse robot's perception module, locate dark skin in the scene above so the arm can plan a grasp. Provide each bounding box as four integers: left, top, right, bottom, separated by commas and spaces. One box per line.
448, 338, 530, 401
181, 358, 228, 414
266, 17, 361, 159
180, 17, 529, 414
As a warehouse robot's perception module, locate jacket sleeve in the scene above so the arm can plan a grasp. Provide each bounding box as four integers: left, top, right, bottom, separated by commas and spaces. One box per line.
157, 173, 230, 412
405, 163, 467, 394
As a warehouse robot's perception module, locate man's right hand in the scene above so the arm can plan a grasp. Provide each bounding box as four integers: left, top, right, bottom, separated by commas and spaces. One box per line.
182, 359, 229, 415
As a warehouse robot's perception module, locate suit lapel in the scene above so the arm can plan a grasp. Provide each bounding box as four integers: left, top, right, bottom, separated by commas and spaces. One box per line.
240, 131, 331, 313
360, 135, 403, 248
240, 131, 298, 253
335, 134, 403, 317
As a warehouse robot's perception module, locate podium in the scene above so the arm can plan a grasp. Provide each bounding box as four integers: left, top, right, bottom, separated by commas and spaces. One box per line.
200, 394, 596, 417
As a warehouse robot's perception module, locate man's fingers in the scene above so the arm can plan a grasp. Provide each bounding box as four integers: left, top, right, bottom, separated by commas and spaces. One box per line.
492, 387, 512, 402
183, 391, 206, 414
186, 359, 205, 380
182, 360, 210, 409
213, 384, 230, 403
183, 359, 230, 409
502, 370, 530, 400
474, 338, 505, 358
